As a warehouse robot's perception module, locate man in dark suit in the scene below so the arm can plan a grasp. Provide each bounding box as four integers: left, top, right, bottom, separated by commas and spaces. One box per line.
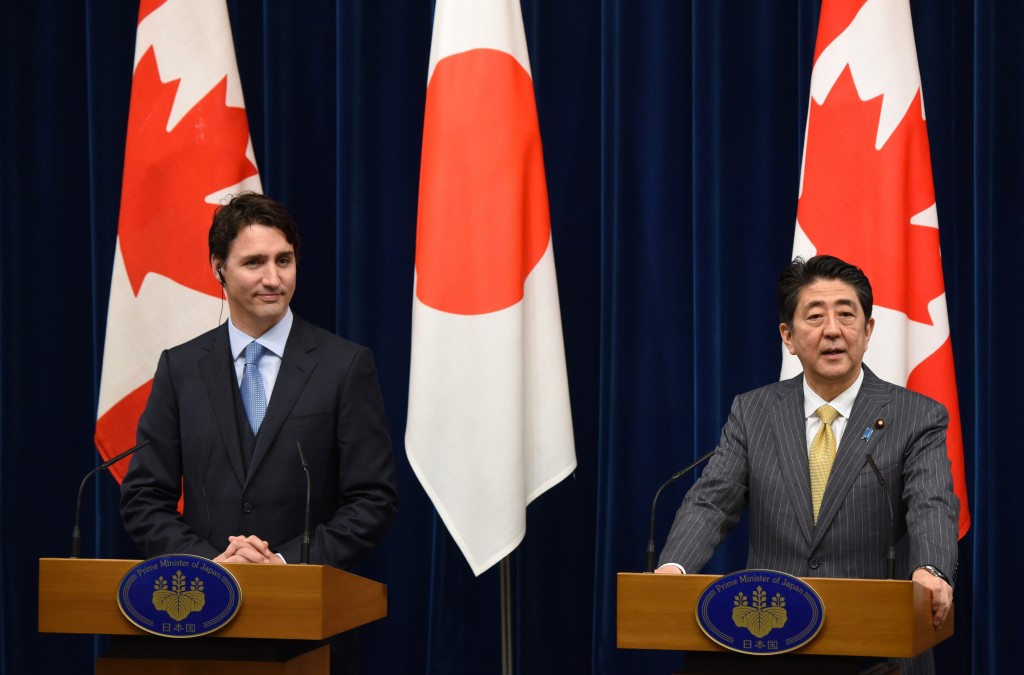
656, 255, 958, 674
121, 192, 398, 570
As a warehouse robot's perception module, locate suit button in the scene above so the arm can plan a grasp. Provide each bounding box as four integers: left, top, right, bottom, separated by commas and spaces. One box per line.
243, 502, 254, 513
808, 558, 820, 569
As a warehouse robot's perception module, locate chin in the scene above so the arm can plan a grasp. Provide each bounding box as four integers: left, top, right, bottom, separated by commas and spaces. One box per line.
822, 370, 855, 384
814, 361, 851, 377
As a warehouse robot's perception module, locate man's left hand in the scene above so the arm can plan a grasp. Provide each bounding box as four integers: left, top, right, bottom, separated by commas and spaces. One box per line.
912, 567, 953, 628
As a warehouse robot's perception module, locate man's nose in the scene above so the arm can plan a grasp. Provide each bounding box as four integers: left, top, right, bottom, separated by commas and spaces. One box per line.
822, 313, 841, 335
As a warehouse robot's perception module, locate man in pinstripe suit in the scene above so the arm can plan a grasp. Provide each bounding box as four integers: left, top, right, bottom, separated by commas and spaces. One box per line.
656, 255, 958, 674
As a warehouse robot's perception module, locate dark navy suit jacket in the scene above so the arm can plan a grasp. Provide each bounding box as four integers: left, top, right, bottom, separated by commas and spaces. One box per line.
121, 314, 398, 568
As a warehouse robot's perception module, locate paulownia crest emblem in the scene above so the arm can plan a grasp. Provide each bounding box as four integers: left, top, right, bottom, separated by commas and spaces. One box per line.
732, 586, 787, 638
152, 570, 206, 621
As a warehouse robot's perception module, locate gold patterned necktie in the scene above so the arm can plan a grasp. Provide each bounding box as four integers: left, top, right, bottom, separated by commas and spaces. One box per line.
809, 404, 840, 524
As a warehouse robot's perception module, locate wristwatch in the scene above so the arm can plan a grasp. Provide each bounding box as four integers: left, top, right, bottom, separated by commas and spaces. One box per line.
914, 565, 950, 584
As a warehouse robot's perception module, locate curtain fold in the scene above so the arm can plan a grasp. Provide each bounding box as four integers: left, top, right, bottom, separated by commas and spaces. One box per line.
1, 1, 1016, 672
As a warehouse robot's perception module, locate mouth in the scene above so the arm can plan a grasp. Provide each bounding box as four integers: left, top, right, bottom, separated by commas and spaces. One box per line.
821, 347, 846, 358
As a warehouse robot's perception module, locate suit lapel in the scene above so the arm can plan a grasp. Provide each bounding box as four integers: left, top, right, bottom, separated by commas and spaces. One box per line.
199, 324, 247, 486
812, 367, 893, 547
771, 375, 815, 547
246, 316, 319, 483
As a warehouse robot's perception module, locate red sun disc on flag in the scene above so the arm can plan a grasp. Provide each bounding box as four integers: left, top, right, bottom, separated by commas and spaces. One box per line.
416, 49, 551, 316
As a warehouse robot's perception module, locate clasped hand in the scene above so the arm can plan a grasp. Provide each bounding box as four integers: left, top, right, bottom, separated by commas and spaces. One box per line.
213, 535, 284, 564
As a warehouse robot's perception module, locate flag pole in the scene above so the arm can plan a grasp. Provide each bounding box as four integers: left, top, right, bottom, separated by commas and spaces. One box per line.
500, 555, 513, 675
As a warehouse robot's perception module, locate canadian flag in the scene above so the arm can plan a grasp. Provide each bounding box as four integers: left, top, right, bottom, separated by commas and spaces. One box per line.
786, 0, 970, 536
95, 0, 261, 479
406, 0, 577, 575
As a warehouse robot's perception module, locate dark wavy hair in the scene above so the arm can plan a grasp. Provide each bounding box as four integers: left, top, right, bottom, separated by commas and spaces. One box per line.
208, 192, 301, 262
777, 255, 873, 326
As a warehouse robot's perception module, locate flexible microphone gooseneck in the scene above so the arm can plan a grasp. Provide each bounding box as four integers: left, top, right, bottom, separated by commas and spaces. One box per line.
296, 441, 312, 565
865, 453, 897, 579
646, 449, 717, 572
71, 439, 151, 558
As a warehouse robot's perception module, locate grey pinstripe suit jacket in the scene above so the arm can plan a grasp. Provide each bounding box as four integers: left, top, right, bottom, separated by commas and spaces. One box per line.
659, 366, 958, 582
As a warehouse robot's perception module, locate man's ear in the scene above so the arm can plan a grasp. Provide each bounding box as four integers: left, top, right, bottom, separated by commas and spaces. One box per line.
211, 258, 225, 286
779, 323, 796, 355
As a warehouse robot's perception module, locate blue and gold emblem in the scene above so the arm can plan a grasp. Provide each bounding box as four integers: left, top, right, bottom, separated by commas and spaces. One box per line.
118, 555, 241, 637
695, 570, 824, 655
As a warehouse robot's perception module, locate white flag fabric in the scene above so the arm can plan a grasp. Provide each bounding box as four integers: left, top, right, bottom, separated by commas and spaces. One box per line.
406, 0, 577, 576
786, 0, 969, 535
96, 0, 261, 480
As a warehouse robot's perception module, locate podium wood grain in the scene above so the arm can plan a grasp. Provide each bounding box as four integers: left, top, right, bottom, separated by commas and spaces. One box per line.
38, 558, 386, 640
617, 573, 952, 658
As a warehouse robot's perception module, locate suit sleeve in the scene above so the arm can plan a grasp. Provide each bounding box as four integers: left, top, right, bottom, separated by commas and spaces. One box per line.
902, 396, 959, 583
120, 350, 220, 559
275, 346, 398, 568
658, 394, 750, 571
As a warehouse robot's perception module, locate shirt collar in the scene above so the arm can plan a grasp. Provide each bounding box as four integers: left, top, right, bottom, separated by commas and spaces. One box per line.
227, 308, 293, 359
802, 367, 864, 420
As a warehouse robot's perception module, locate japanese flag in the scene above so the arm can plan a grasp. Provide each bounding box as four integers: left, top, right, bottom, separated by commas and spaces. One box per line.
406, 0, 577, 575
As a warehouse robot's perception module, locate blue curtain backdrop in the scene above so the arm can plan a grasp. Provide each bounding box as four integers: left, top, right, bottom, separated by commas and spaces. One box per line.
0, 1, 1018, 672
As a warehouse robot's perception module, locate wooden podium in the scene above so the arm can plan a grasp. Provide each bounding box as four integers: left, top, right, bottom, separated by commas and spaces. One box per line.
39, 558, 387, 675
617, 573, 953, 674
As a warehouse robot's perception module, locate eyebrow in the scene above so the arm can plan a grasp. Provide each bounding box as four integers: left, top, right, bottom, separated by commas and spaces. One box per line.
240, 250, 294, 262
802, 298, 858, 310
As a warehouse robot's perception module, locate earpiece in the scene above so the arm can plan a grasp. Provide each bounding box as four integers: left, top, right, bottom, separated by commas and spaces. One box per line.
217, 266, 226, 286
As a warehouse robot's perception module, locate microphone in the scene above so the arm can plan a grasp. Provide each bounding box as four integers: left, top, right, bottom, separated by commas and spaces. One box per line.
646, 449, 716, 572
296, 442, 312, 564
865, 453, 897, 579
71, 439, 151, 558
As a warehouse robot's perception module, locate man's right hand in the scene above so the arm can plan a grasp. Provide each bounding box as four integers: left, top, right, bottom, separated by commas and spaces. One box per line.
653, 564, 684, 574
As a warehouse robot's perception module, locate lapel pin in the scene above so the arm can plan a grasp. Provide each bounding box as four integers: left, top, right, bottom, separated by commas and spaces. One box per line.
862, 428, 873, 441
875, 418, 885, 429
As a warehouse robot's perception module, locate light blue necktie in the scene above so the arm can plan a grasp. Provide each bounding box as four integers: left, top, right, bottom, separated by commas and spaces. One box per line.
241, 341, 268, 435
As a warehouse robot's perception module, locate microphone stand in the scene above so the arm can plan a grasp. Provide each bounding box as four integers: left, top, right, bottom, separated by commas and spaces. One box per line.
865, 453, 897, 579
646, 449, 716, 572
71, 439, 151, 558
296, 442, 312, 564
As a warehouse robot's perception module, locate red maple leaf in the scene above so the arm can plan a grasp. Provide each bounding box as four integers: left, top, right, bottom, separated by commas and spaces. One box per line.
138, 0, 166, 23
797, 66, 943, 325
118, 47, 258, 298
